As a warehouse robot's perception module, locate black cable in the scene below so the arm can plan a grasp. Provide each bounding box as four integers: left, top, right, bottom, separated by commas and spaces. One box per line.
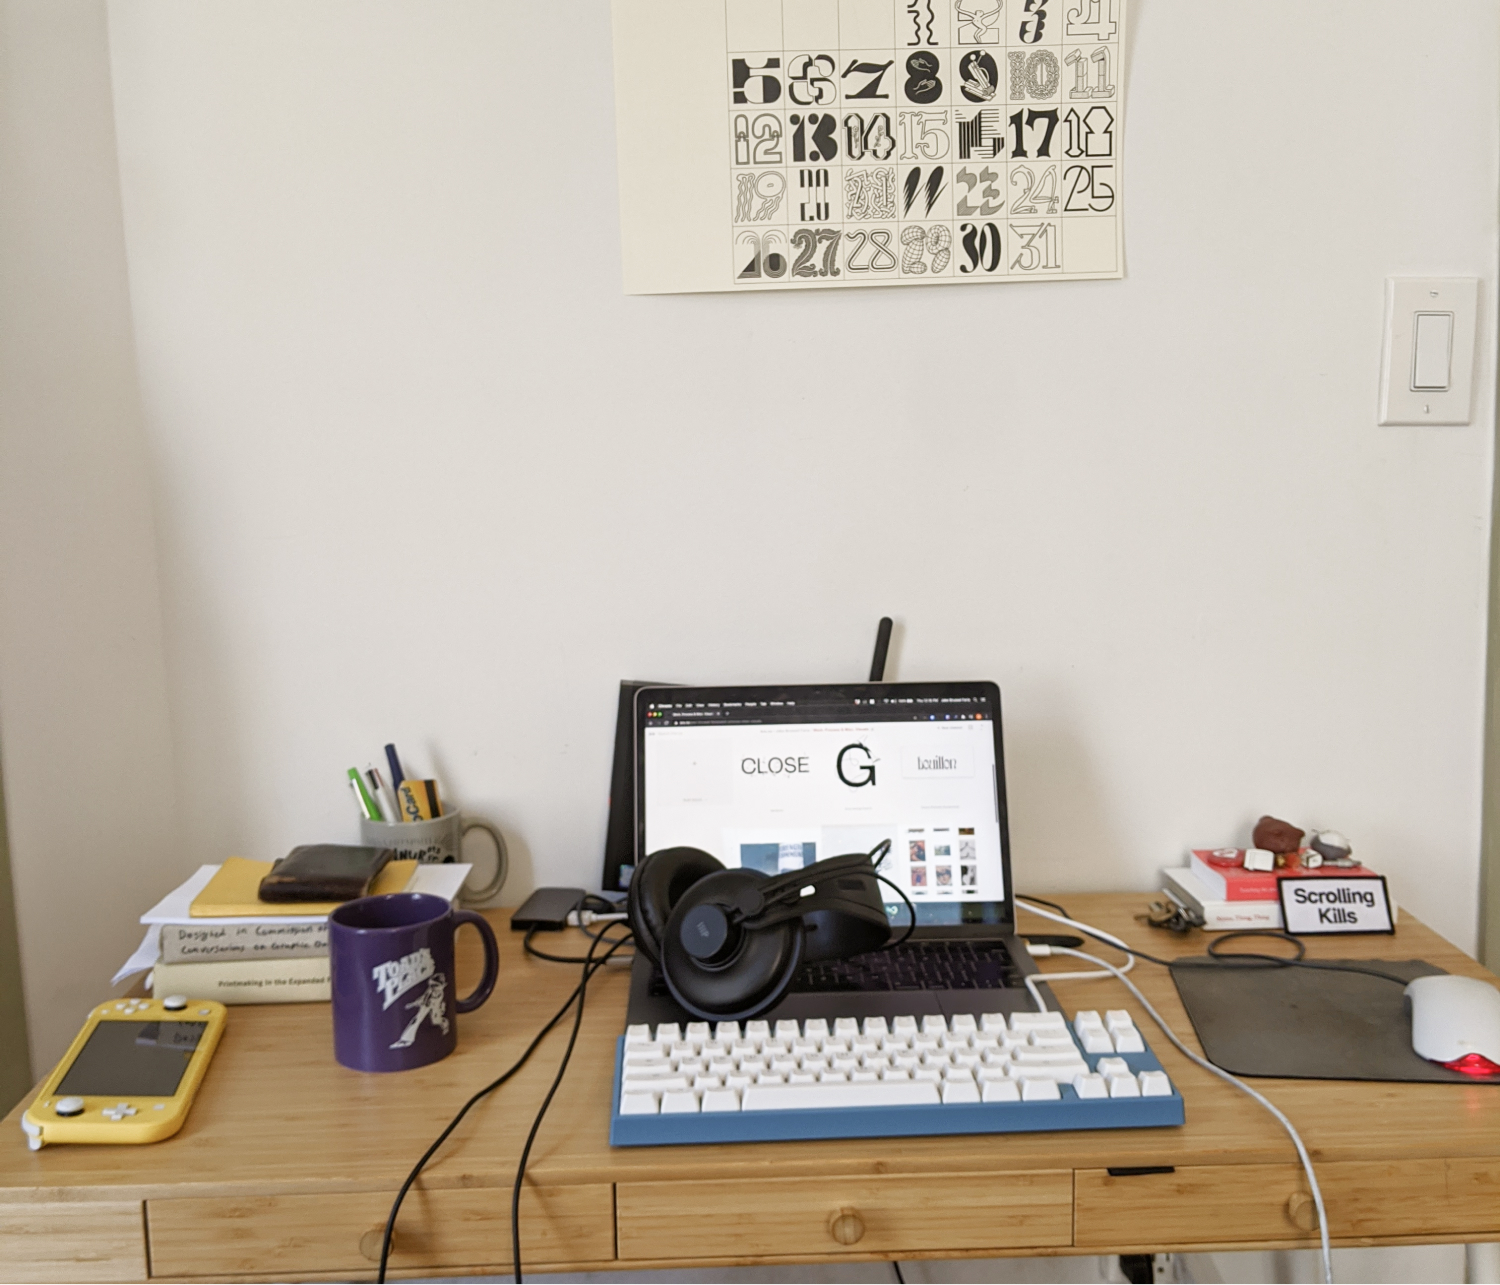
522, 925, 588, 964
376, 927, 632, 1283
1189, 930, 1412, 986
580, 915, 631, 946
579, 911, 633, 941
875, 872, 917, 949
1017, 906, 1286, 968
863, 838, 918, 950
511, 924, 626, 1283
1016, 894, 1073, 920
522, 922, 633, 965
892, 1260, 906, 1284
518, 891, 591, 965
518, 886, 632, 963
1269, 960, 1417, 986
1201, 930, 1416, 986
1016, 901, 1414, 990
1206, 929, 1305, 964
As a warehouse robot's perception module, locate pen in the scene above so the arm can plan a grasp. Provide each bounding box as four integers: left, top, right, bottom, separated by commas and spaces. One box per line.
384, 743, 406, 791
348, 767, 383, 821
367, 766, 400, 822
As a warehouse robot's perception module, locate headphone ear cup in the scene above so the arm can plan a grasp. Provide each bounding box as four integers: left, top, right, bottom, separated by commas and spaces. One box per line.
660, 870, 805, 1021
783, 857, 892, 963
626, 847, 724, 964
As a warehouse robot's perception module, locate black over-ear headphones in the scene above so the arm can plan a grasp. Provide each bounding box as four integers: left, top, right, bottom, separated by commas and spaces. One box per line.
627, 841, 906, 1021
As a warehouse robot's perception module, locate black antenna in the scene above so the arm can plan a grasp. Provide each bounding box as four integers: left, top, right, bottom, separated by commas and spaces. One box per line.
869, 617, 893, 682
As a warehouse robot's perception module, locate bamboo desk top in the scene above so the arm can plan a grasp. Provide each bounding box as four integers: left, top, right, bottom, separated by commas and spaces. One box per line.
4, 894, 1500, 1281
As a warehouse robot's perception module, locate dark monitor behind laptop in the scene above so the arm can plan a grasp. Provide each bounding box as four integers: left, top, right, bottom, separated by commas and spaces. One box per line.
602, 680, 675, 894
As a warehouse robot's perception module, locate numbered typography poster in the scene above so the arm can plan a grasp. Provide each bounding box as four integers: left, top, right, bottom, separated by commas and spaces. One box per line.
612, 0, 1126, 294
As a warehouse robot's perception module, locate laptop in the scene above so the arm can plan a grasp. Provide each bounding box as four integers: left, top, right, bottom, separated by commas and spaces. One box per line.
623, 681, 1046, 1026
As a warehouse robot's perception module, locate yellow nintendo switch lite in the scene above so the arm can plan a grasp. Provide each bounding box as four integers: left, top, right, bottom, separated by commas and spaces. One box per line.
20, 995, 226, 1150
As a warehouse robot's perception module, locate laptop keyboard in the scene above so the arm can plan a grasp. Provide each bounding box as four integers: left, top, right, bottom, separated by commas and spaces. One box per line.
647, 939, 1021, 1000
790, 939, 1021, 993
609, 1008, 1184, 1145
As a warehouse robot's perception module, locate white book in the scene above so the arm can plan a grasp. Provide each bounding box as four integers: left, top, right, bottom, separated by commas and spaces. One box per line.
159, 920, 329, 963
1161, 866, 1283, 931
150, 956, 330, 1004
113, 862, 473, 985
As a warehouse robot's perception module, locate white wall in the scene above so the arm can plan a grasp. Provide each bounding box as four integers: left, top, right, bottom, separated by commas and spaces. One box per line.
96, 0, 1499, 964
0, 0, 180, 1074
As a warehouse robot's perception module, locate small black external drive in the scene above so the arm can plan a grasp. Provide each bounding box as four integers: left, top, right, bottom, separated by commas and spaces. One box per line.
511, 887, 586, 932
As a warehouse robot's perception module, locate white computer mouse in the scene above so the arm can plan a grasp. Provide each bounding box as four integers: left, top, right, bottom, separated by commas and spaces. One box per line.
1406, 974, 1500, 1073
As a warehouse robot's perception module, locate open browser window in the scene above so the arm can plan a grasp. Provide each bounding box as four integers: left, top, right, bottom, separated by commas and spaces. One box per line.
636, 683, 1011, 927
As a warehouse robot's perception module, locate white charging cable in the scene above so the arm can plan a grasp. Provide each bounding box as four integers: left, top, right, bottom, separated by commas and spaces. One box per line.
1022, 941, 1134, 1014
564, 910, 628, 928
1017, 899, 1334, 1285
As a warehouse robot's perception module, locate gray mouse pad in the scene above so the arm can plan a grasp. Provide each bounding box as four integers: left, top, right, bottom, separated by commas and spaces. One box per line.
1169, 958, 1499, 1083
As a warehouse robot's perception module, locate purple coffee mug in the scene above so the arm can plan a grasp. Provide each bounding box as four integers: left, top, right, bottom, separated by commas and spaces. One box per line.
329, 892, 499, 1072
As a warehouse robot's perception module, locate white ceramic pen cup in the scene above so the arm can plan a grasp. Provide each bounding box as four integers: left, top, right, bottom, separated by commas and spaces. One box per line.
359, 812, 508, 907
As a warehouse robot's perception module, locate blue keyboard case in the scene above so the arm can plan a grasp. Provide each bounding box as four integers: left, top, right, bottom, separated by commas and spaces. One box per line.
609, 1038, 1185, 1147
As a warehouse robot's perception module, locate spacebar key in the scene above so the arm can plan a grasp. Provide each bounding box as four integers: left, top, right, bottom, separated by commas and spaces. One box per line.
742, 1081, 941, 1111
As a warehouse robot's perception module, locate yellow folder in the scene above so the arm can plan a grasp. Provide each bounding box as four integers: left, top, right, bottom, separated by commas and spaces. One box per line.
189, 856, 417, 918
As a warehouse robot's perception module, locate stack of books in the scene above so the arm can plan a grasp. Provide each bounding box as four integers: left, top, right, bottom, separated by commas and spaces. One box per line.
115, 858, 471, 1003
1161, 848, 1379, 931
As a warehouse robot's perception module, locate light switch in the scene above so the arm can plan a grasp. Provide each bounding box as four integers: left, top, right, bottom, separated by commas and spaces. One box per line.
1411, 312, 1453, 390
1379, 277, 1479, 425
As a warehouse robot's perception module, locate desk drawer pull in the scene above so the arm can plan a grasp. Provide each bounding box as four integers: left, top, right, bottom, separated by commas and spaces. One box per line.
828, 1208, 865, 1245
359, 1226, 396, 1262
1286, 1192, 1319, 1231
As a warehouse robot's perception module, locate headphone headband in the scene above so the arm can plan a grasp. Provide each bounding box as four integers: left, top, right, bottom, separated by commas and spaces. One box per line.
738, 852, 879, 929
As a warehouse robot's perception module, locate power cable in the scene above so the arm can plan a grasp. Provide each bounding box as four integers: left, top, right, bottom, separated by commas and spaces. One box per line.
376, 925, 632, 1283
510, 924, 629, 1282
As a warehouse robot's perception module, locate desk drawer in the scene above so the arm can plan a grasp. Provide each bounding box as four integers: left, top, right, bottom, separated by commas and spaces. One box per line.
1319, 1159, 1500, 1240
0, 1201, 147, 1283
1077, 1160, 1500, 1249
1076, 1164, 1310, 1247
146, 1184, 612, 1277
616, 1170, 1072, 1260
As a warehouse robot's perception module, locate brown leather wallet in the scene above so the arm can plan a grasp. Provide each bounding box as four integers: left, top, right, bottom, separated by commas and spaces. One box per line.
258, 844, 394, 903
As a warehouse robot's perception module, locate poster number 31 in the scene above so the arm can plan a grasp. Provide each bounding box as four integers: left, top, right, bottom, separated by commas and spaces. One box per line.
610, 0, 1126, 293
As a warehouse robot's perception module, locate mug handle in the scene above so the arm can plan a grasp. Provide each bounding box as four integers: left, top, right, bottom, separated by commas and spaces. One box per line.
459, 819, 509, 905
452, 910, 500, 1013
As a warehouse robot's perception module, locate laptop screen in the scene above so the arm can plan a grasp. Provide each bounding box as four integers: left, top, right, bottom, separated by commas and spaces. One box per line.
635, 682, 1012, 928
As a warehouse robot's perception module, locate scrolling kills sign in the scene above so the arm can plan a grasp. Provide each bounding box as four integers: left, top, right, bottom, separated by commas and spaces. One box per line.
1278, 877, 1396, 936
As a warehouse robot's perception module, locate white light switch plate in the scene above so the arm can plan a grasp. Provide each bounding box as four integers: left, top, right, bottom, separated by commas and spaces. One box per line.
1378, 277, 1479, 425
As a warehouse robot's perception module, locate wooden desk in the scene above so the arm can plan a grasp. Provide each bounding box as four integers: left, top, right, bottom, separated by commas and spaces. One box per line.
4, 895, 1500, 1282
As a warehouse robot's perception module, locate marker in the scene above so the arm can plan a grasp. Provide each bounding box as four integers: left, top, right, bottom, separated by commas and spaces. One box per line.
348, 767, 383, 821
367, 766, 399, 822
384, 743, 406, 790
423, 779, 441, 818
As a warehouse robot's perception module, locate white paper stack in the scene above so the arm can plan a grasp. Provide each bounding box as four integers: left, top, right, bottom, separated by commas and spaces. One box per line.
113, 862, 473, 989
1160, 866, 1283, 931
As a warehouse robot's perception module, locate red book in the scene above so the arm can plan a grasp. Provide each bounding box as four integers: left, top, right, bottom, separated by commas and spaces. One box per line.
1187, 849, 1375, 901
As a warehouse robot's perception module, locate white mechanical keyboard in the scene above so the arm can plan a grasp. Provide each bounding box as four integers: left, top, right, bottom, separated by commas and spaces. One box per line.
609, 1007, 1185, 1146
